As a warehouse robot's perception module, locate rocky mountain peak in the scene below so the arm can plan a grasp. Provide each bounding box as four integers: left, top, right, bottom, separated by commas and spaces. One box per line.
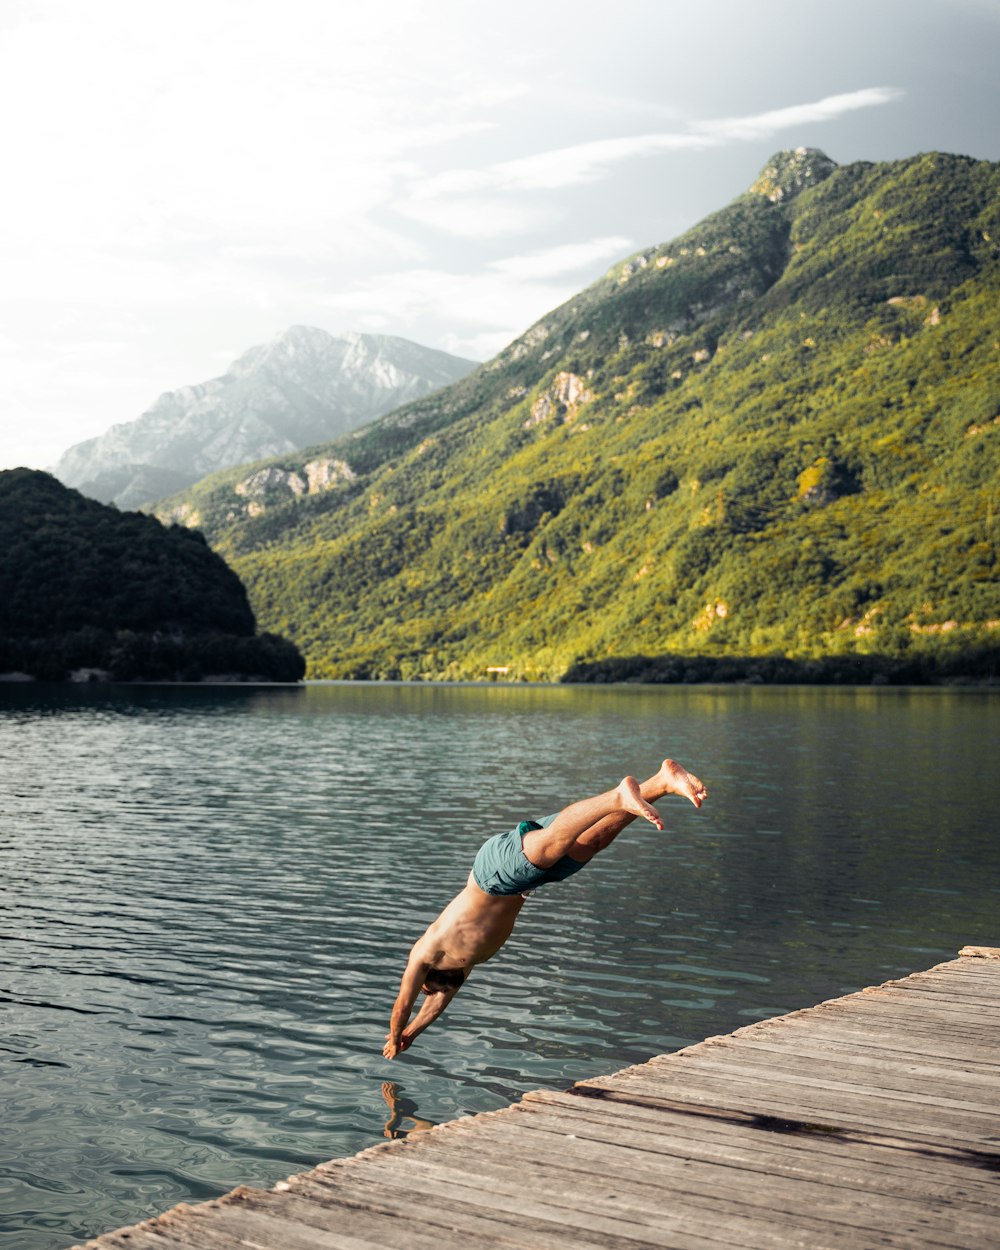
229, 324, 340, 377
749, 147, 837, 203
52, 327, 477, 509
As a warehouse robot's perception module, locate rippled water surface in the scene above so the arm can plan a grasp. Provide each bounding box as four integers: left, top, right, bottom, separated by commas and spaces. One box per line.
1, 682, 997, 1248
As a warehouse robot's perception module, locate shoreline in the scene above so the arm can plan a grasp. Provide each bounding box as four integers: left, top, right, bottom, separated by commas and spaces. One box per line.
2, 673, 998, 691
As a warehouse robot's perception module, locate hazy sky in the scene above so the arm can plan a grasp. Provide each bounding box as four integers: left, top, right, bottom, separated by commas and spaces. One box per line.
1, 0, 997, 471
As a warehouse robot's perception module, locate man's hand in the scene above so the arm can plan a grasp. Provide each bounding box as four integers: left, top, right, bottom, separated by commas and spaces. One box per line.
385, 1028, 421, 1058
383, 1029, 418, 1059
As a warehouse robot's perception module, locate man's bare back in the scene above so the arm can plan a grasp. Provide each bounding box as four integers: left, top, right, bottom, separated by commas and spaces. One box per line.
384, 760, 707, 1059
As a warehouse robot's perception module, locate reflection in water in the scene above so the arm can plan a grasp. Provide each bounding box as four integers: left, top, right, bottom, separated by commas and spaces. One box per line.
381, 1081, 435, 1139
0, 681, 997, 1250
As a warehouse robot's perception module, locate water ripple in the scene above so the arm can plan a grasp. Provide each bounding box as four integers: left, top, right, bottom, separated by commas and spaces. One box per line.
0, 682, 997, 1249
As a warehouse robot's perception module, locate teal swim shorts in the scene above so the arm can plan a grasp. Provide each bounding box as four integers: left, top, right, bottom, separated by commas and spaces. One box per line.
472, 815, 588, 896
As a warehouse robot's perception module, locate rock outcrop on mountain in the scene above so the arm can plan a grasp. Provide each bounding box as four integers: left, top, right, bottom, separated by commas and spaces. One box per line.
52, 328, 477, 508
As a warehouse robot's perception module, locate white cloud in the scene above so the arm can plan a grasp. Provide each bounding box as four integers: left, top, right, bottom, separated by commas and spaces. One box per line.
401, 88, 904, 219
0, 331, 159, 469
217, 219, 425, 266
0, 0, 517, 276
404, 134, 705, 205
481, 133, 711, 191
320, 266, 574, 346
0, 2, 946, 472
395, 196, 560, 240
441, 328, 520, 362
694, 88, 905, 142
488, 237, 633, 281
317, 235, 636, 358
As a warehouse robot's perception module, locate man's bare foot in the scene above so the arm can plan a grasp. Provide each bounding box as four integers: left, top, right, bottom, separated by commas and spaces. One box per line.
655, 759, 708, 808
616, 776, 664, 830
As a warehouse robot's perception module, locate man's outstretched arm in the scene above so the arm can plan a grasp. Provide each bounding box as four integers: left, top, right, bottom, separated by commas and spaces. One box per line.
384, 948, 430, 1059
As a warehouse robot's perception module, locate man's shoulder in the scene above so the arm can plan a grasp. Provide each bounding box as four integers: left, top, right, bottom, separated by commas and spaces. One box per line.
410, 929, 444, 963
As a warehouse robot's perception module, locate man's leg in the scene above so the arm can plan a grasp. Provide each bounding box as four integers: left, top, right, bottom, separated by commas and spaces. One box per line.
521, 759, 707, 869
520, 776, 661, 870
570, 759, 707, 859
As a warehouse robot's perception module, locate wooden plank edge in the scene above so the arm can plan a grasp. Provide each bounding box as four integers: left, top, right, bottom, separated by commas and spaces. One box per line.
68, 946, 998, 1248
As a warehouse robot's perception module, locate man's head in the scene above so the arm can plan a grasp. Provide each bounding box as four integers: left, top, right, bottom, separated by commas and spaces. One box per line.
422, 967, 465, 995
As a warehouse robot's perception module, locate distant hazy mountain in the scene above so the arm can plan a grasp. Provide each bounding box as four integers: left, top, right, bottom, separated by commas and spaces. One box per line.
52, 328, 478, 508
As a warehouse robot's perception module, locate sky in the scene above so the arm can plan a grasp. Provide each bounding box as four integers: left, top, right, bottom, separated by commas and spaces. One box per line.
1, 0, 997, 471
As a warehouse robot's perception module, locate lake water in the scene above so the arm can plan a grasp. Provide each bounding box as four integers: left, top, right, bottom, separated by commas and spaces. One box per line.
1, 681, 997, 1249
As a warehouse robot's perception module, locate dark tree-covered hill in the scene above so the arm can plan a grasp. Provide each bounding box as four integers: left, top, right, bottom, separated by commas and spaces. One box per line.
0, 469, 303, 681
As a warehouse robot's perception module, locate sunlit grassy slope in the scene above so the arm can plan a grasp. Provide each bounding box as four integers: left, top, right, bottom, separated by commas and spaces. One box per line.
154, 149, 1000, 680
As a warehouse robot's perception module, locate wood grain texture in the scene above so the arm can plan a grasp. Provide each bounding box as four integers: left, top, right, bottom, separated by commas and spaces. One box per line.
69, 949, 1000, 1250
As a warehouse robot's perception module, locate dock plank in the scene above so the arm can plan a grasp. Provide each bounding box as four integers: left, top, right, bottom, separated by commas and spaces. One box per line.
690, 1041, 1000, 1089
70, 951, 1000, 1250
733, 1023, 997, 1066
458, 1112, 993, 1221
309, 1165, 962, 1250
515, 1093, 1000, 1203
627, 1051, 998, 1110
395, 1134, 1000, 1230
598, 1074, 997, 1146
305, 1126, 996, 1250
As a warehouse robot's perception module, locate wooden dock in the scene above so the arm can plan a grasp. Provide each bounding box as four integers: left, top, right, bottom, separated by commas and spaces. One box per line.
72, 947, 1000, 1250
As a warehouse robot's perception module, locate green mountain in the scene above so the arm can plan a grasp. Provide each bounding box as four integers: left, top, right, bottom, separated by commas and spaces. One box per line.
0, 469, 304, 681
153, 149, 1000, 682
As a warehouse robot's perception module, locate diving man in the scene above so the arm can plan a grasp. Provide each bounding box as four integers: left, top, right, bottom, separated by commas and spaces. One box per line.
383, 759, 708, 1058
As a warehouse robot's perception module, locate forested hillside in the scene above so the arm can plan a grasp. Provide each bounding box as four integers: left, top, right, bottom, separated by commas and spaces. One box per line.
154, 149, 999, 682
0, 470, 304, 681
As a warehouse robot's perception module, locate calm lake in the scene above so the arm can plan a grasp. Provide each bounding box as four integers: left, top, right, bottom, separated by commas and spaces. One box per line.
1, 681, 998, 1249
